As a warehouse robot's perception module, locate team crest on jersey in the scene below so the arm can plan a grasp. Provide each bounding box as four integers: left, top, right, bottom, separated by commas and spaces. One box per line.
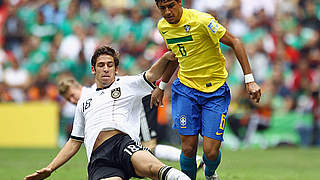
184, 25, 191, 33
208, 19, 219, 33
180, 115, 187, 128
111, 87, 121, 99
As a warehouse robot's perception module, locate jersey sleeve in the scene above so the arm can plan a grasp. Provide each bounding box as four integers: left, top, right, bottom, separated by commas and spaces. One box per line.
70, 102, 85, 142
128, 72, 156, 98
200, 14, 226, 44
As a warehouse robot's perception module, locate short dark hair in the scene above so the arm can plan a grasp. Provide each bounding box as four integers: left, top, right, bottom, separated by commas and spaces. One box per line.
155, 0, 179, 6
91, 45, 120, 69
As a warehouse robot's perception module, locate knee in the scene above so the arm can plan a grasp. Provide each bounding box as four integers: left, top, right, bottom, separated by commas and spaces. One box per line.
180, 135, 198, 157
203, 148, 220, 161
181, 144, 197, 157
140, 162, 161, 179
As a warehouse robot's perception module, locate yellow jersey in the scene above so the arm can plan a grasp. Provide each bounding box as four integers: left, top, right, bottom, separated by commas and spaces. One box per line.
158, 8, 228, 92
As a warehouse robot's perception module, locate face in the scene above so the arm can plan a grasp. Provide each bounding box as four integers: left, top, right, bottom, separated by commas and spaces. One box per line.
157, 0, 183, 24
91, 54, 118, 88
65, 86, 82, 105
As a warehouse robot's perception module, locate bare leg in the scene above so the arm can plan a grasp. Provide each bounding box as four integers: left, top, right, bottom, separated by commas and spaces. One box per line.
131, 150, 190, 180
202, 137, 221, 161
180, 135, 198, 157
202, 136, 222, 178
131, 150, 164, 179
180, 135, 198, 179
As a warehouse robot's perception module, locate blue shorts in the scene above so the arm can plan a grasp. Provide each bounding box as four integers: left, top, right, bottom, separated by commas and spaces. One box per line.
171, 79, 231, 141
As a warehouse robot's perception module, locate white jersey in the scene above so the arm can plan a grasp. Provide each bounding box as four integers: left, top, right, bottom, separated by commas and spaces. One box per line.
80, 84, 96, 98
71, 73, 155, 160
90, 83, 97, 90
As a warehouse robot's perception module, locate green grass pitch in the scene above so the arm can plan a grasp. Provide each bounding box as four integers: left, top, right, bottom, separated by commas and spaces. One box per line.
1, 147, 319, 180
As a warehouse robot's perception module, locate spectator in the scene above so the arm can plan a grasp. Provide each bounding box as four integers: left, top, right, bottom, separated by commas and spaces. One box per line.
3, 53, 30, 102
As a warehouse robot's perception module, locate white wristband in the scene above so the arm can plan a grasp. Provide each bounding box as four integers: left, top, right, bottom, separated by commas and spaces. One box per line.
244, 73, 255, 83
158, 81, 167, 90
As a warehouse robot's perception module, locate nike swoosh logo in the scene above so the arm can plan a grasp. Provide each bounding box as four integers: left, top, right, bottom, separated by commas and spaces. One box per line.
216, 132, 223, 135
162, 31, 168, 34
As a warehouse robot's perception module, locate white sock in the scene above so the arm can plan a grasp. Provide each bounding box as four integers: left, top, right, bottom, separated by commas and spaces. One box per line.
154, 144, 202, 162
159, 166, 191, 180
154, 144, 181, 161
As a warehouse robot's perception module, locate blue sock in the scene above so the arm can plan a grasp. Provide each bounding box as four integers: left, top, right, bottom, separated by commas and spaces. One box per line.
203, 149, 221, 177
180, 153, 197, 180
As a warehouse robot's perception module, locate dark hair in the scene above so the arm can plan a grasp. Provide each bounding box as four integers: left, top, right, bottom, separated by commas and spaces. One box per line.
91, 45, 120, 69
155, 0, 179, 6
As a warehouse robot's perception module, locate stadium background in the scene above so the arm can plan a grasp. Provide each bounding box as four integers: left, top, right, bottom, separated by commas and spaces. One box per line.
0, 0, 319, 179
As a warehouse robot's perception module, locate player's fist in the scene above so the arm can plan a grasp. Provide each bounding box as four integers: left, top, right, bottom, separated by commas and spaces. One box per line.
163, 51, 178, 61
24, 167, 52, 180
245, 82, 261, 103
150, 87, 165, 108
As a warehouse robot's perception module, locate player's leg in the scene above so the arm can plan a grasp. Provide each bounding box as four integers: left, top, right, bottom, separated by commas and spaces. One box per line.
201, 111, 224, 178
201, 82, 231, 179
202, 137, 221, 179
143, 83, 201, 165
154, 144, 203, 168
119, 134, 189, 180
179, 135, 199, 180
131, 150, 164, 179
154, 143, 203, 171
154, 144, 181, 161
131, 150, 190, 179
171, 79, 202, 180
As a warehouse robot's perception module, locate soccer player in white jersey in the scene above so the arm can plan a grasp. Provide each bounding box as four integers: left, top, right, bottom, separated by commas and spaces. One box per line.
24, 45, 190, 180
57, 77, 203, 164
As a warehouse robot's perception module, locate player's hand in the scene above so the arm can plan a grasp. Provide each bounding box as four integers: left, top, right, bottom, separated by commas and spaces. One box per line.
245, 82, 261, 103
150, 87, 164, 109
163, 51, 178, 62
24, 167, 52, 180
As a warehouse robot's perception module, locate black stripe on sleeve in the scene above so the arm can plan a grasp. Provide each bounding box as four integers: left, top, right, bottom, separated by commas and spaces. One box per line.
70, 135, 84, 142
143, 72, 156, 89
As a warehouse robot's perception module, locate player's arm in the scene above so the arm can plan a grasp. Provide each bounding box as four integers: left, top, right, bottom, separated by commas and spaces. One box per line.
24, 138, 82, 180
220, 31, 261, 103
145, 51, 177, 83
149, 53, 179, 108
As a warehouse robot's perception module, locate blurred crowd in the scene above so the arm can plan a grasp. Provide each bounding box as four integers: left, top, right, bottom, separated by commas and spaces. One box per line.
0, 0, 319, 147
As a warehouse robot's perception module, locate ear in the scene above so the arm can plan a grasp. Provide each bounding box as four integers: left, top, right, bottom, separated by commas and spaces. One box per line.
115, 66, 119, 75
178, 0, 182, 6
91, 66, 96, 75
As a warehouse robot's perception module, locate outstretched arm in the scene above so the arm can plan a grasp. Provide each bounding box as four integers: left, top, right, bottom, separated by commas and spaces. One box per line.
149, 60, 179, 108
220, 31, 261, 103
24, 138, 82, 180
159, 59, 179, 84
145, 51, 178, 83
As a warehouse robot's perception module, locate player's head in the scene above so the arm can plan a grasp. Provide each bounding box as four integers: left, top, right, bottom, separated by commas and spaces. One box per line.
155, 0, 183, 24
58, 77, 82, 105
91, 45, 119, 88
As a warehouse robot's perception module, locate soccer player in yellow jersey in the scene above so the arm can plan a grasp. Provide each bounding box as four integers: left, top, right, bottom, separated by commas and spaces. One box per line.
152, 0, 262, 180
